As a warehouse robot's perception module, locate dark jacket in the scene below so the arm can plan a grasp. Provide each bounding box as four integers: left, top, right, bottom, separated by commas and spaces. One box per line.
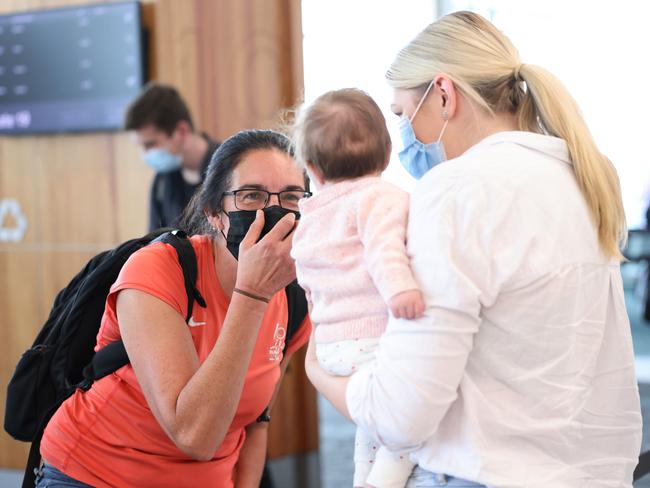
148, 135, 219, 231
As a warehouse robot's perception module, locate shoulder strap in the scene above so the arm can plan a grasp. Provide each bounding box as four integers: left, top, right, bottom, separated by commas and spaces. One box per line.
22, 428, 45, 488
81, 341, 132, 387
154, 230, 206, 322
283, 280, 308, 356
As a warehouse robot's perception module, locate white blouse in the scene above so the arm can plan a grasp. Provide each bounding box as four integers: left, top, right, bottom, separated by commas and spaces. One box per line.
346, 131, 642, 487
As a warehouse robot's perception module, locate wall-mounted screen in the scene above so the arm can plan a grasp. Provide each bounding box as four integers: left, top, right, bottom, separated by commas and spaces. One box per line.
0, 1, 144, 134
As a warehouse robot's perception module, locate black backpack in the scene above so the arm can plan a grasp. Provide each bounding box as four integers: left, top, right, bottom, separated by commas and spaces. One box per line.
4, 228, 307, 488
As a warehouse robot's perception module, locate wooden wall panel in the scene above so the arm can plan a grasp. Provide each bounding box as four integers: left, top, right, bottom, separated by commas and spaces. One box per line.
33, 135, 117, 244
0, 139, 40, 246
1, 0, 316, 472
112, 135, 153, 241
268, 348, 320, 459
154, 0, 305, 138
0, 252, 44, 467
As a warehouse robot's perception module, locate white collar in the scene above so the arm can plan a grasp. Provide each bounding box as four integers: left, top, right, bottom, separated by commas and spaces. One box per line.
464, 131, 571, 165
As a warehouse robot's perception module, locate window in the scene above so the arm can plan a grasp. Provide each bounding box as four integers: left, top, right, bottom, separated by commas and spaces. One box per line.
441, 0, 650, 227
302, 0, 436, 192
304, 1, 650, 226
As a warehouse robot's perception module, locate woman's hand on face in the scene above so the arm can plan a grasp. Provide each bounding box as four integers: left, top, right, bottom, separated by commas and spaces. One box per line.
235, 210, 297, 299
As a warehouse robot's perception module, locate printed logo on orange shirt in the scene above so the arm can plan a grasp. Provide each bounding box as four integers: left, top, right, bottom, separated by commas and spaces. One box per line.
268, 323, 286, 362
188, 316, 206, 327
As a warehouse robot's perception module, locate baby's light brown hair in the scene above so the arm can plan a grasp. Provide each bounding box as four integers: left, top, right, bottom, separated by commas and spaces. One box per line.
292, 88, 391, 181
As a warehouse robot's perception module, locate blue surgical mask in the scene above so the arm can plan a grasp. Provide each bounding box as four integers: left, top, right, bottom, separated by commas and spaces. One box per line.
398, 81, 449, 179
143, 148, 182, 173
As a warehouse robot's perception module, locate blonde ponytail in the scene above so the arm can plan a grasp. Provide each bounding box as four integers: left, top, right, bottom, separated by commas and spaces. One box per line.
517, 64, 626, 258
387, 11, 626, 259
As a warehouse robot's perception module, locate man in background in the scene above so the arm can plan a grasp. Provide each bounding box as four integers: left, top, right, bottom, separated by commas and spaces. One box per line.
124, 82, 220, 231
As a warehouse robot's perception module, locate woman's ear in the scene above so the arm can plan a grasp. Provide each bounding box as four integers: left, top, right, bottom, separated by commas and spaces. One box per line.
171, 120, 192, 151
175, 120, 191, 138
206, 211, 224, 232
434, 75, 457, 119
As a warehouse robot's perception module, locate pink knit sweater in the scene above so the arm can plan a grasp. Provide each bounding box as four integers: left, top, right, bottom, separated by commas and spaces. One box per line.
291, 176, 419, 344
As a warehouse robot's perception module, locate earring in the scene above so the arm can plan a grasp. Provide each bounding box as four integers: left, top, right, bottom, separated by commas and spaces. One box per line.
207, 212, 223, 232
442, 110, 449, 120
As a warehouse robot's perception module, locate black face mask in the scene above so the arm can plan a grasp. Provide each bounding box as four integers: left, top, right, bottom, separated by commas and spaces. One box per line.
223, 206, 300, 260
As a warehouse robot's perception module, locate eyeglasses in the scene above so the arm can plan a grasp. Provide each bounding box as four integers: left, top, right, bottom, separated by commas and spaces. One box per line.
222, 188, 312, 211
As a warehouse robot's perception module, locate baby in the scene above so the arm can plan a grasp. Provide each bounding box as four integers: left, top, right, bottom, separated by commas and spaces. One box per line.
291, 88, 424, 488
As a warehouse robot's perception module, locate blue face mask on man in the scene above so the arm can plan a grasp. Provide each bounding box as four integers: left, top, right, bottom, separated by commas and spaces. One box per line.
143, 148, 183, 173
398, 80, 449, 179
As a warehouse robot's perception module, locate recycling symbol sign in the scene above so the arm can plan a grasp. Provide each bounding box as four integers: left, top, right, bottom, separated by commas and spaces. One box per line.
0, 198, 28, 242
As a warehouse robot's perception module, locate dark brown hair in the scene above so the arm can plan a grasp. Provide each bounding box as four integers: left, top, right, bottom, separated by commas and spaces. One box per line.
124, 82, 194, 135
293, 88, 391, 181
180, 129, 308, 236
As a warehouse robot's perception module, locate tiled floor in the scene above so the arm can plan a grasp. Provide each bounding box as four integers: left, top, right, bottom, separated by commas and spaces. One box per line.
0, 470, 21, 487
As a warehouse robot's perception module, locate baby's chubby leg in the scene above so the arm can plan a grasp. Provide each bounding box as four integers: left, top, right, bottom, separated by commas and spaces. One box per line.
315, 337, 380, 376
314, 338, 385, 486
353, 426, 381, 488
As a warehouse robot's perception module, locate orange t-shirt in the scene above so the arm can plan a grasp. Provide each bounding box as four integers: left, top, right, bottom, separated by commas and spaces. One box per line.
40, 235, 311, 488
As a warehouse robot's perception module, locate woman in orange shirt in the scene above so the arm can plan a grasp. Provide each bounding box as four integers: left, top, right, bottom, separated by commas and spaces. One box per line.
38, 130, 312, 488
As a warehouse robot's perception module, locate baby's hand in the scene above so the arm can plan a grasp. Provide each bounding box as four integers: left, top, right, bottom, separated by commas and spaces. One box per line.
388, 289, 424, 319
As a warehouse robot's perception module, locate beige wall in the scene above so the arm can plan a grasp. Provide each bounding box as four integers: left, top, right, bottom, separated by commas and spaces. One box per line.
0, 0, 316, 469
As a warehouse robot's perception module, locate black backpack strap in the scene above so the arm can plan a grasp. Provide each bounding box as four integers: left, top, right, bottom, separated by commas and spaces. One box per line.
81, 341, 129, 387
635, 450, 650, 481
283, 280, 308, 356
154, 230, 206, 322
21, 398, 66, 488
22, 432, 42, 488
